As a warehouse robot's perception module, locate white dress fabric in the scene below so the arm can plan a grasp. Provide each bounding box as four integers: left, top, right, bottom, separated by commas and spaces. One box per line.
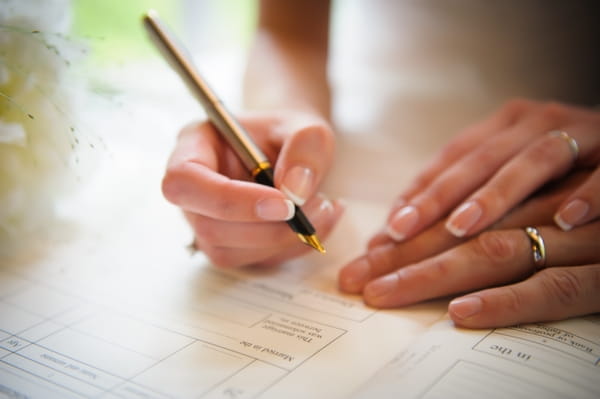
325, 0, 599, 202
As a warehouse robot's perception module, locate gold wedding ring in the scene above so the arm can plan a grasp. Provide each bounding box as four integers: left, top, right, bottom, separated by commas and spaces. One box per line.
524, 227, 547, 271
548, 130, 579, 162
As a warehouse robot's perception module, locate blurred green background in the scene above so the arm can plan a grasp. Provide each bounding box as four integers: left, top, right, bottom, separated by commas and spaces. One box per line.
72, 0, 257, 64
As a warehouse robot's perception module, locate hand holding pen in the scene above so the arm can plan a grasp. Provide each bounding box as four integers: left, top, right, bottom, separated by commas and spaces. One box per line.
144, 11, 344, 267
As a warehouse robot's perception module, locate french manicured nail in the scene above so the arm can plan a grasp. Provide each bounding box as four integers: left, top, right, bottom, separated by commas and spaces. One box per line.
256, 198, 295, 221
340, 257, 370, 290
554, 199, 589, 231
449, 296, 482, 319
445, 200, 483, 237
364, 273, 399, 298
386, 205, 419, 241
281, 166, 314, 206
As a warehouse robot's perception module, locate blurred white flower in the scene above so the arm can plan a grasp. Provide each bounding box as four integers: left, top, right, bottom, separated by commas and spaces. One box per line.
0, 0, 92, 253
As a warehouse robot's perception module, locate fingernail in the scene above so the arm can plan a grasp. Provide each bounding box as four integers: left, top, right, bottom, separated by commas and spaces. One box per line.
554, 199, 589, 231
386, 205, 419, 241
281, 166, 314, 206
256, 198, 295, 221
446, 200, 483, 237
364, 273, 399, 298
340, 257, 370, 291
449, 296, 482, 319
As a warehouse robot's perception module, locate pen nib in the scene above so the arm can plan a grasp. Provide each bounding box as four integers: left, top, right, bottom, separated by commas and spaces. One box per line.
298, 234, 326, 253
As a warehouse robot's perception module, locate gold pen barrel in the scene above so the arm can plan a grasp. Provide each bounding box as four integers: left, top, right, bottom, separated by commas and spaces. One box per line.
143, 10, 268, 172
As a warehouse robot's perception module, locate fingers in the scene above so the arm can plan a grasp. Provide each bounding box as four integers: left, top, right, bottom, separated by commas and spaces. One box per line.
385, 101, 560, 242
165, 112, 338, 268
338, 219, 463, 294
163, 114, 335, 223
370, 99, 535, 241
164, 160, 294, 222
554, 167, 600, 231
346, 171, 590, 295
273, 115, 335, 206
186, 194, 340, 249
444, 125, 600, 237
449, 265, 600, 328
395, 99, 536, 203
384, 102, 600, 244
163, 120, 291, 222
359, 222, 600, 309
192, 195, 344, 268
494, 170, 590, 230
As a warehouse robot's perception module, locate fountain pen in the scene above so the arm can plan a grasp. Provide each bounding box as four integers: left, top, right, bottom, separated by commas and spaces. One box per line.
143, 10, 325, 253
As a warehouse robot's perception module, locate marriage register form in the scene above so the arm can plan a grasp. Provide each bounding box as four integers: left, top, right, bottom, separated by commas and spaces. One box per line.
0, 171, 444, 399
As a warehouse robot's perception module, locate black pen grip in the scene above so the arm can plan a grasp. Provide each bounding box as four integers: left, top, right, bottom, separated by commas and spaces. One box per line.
254, 168, 316, 236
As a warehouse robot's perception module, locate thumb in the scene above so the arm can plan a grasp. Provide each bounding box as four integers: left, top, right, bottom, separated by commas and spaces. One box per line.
274, 118, 335, 206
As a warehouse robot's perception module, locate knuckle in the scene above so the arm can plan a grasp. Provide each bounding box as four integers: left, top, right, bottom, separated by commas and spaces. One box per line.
408, 174, 430, 194
501, 98, 535, 120
214, 194, 237, 218
476, 231, 517, 264
438, 142, 463, 163
414, 193, 444, 217
537, 102, 568, 126
298, 123, 335, 154
539, 268, 583, 308
367, 245, 395, 275
427, 176, 459, 204
474, 186, 508, 214
526, 138, 563, 164
502, 285, 525, 314
472, 146, 500, 168
429, 258, 452, 280
210, 182, 240, 219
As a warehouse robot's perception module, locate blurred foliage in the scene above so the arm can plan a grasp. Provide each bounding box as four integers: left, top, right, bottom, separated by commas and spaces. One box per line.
71, 0, 180, 63
71, 0, 257, 64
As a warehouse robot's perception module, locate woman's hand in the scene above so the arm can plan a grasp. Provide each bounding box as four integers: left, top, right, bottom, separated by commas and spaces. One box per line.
339, 131, 600, 328
379, 100, 600, 243
162, 111, 343, 268
354, 220, 600, 329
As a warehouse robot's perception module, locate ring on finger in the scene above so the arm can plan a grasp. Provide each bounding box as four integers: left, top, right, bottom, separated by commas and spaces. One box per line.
548, 130, 579, 162
524, 226, 547, 271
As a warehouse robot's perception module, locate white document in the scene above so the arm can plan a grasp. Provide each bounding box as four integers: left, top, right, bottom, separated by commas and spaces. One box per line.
0, 264, 440, 399
353, 315, 600, 399
0, 168, 446, 399
3, 187, 598, 399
